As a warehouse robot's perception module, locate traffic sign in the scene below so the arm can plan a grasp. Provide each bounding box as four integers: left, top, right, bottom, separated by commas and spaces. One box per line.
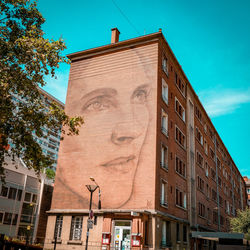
87, 219, 93, 229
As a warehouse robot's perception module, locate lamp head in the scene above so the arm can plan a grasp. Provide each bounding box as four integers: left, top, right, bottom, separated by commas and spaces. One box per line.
90, 177, 95, 182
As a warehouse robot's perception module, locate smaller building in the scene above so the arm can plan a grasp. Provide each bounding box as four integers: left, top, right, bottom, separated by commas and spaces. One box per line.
243, 176, 250, 207
0, 158, 53, 244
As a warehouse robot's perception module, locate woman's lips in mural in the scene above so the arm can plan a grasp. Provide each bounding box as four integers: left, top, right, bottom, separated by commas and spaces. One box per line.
100, 155, 136, 172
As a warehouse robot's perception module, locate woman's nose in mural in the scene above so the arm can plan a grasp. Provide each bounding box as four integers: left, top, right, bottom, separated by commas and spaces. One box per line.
111, 107, 143, 146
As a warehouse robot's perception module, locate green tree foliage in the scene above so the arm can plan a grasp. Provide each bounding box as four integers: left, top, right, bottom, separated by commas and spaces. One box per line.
45, 168, 55, 180
0, 0, 83, 179
230, 208, 250, 240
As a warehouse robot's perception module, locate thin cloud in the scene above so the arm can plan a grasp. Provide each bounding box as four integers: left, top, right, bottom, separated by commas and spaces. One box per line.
199, 88, 250, 117
42, 71, 70, 103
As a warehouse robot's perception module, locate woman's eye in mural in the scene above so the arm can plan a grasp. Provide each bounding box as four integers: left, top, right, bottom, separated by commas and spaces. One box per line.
131, 84, 150, 104
82, 96, 115, 113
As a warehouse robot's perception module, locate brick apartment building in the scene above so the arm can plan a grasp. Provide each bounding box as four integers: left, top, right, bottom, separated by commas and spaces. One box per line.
243, 177, 250, 207
44, 29, 247, 250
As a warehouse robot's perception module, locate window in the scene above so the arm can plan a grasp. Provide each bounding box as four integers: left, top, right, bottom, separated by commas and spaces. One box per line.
219, 195, 223, 207
210, 147, 215, 161
204, 124, 207, 134
211, 168, 216, 181
162, 55, 168, 76
197, 176, 204, 192
176, 223, 180, 242
195, 127, 203, 145
217, 157, 221, 169
196, 151, 203, 167
209, 128, 214, 141
175, 73, 185, 96
1, 185, 8, 197
54, 215, 63, 240
195, 106, 202, 122
175, 126, 185, 148
206, 184, 209, 198
161, 144, 168, 170
175, 156, 186, 177
162, 79, 168, 104
198, 202, 206, 217
205, 162, 209, 177
218, 177, 222, 187
207, 208, 211, 224
161, 110, 168, 136
32, 194, 37, 203
12, 214, 18, 225
213, 211, 218, 224
183, 225, 187, 242
220, 215, 224, 226
8, 187, 17, 200
204, 140, 208, 155
21, 203, 34, 216
3, 212, 12, 225
24, 192, 31, 202
0, 212, 3, 223
17, 189, 22, 201
175, 98, 185, 121
176, 188, 186, 209
70, 216, 83, 241
161, 180, 168, 207
212, 189, 217, 201
161, 221, 171, 247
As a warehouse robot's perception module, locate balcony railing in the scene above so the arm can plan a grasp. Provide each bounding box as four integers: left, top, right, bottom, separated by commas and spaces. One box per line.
161, 127, 169, 137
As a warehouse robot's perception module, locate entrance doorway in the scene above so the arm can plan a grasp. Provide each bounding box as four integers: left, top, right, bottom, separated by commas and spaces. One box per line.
114, 221, 131, 250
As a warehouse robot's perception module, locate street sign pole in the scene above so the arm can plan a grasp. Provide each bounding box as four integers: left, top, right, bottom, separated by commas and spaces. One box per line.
85, 185, 98, 250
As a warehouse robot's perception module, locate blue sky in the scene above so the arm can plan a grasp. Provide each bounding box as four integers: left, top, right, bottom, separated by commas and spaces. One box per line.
37, 0, 250, 177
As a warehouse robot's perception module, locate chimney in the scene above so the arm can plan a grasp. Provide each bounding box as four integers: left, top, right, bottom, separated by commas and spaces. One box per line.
111, 28, 120, 43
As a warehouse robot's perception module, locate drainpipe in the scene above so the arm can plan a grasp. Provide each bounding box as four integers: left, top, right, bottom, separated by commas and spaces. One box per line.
214, 136, 220, 231
239, 179, 243, 210
230, 162, 235, 216
32, 174, 45, 243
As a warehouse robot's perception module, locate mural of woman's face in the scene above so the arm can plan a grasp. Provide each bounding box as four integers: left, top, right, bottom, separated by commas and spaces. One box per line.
58, 51, 155, 209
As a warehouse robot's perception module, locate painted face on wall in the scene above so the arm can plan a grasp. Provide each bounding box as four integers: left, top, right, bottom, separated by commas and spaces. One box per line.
57, 49, 155, 209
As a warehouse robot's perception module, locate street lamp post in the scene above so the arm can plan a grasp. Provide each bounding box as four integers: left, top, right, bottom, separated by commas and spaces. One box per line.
85, 177, 101, 250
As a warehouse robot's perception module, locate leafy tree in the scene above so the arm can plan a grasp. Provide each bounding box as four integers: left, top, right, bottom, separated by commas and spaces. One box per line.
230, 208, 250, 240
45, 168, 55, 180
0, 0, 83, 179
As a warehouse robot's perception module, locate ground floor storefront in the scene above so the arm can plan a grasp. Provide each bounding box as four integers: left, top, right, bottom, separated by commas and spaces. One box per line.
44, 209, 190, 250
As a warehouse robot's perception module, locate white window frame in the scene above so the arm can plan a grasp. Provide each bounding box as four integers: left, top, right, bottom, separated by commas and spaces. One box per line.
161, 179, 168, 207
204, 139, 208, 155
54, 215, 63, 240
161, 109, 168, 137
161, 144, 168, 170
205, 162, 209, 177
70, 216, 83, 241
162, 55, 169, 76
162, 78, 168, 104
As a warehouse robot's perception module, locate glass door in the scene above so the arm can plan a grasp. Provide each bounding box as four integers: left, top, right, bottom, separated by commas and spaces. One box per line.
114, 221, 131, 250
